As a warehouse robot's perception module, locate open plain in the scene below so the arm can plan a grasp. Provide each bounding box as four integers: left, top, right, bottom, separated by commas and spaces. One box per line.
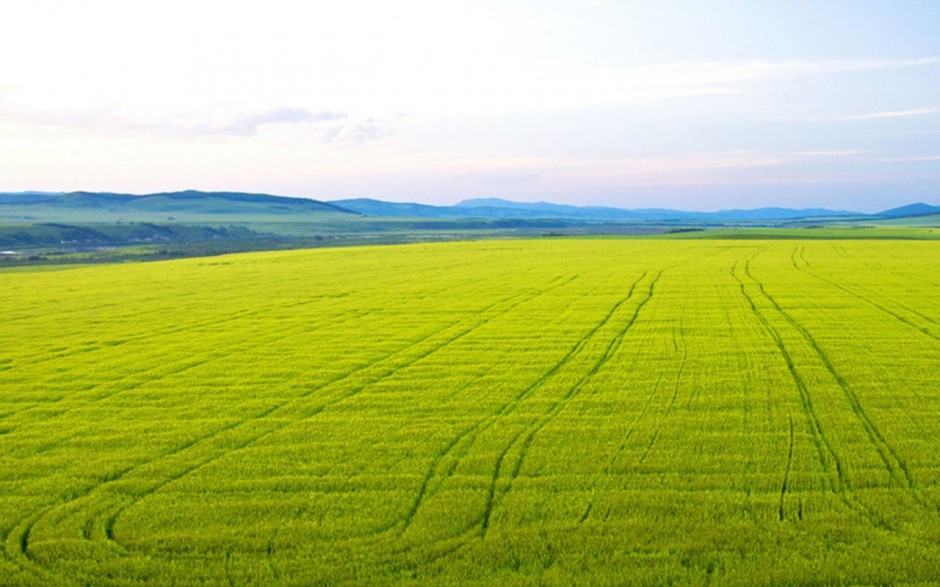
2, 238, 940, 585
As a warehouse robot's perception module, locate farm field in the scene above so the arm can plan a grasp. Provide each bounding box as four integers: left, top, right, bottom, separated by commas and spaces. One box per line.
1, 238, 940, 585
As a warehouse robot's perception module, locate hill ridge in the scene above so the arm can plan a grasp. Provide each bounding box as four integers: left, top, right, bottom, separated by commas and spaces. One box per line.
876, 202, 940, 218
335, 196, 870, 222
8, 190, 360, 216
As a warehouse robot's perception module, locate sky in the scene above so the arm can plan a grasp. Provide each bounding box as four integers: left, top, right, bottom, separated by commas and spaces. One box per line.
1, 0, 938, 212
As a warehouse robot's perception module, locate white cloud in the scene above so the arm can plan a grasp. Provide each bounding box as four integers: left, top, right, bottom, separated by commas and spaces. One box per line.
316, 119, 394, 146
384, 57, 940, 116
792, 150, 863, 157
209, 108, 347, 137
364, 151, 788, 185
1, 103, 395, 145
453, 172, 541, 185
829, 107, 937, 121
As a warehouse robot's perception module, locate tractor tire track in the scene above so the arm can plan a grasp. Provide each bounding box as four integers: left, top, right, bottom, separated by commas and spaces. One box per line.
96, 279, 574, 533
3, 514, 78, 586
266, 275, 587, 550
480, 271, 662, 536
395, 271, 653, 540
7, 261, 501, 415
779, 416, 795, 521
734, 255, 920, 531
798, 244, 938, 328
744, 260, 922, 501
2, 271, 503, 427
730, 261, 846, 495
93, 276, 579, 557
789, 248, 939, 342
0, 306, 370, 427
733, 258, 891, 530
5, 266, 486, 375
4, 279, 574, 580
581, 319, 675, 522
8, 313, 458, 572
639, 317, 687, 465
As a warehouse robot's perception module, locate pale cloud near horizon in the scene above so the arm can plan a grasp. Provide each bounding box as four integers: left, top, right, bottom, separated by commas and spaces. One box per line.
2, 103, 393, 145
792, 150, 863, 157
211, 108, 347, 137
444, 57, 940, 115
829, 108, 938, 121
348, 151, 790, 188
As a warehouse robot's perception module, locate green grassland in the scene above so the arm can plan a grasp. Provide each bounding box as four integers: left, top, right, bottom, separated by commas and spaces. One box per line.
2, 239, 940, 585
870, 213, 940, 228
666, 225, 940, 240
0, 215, 659, 267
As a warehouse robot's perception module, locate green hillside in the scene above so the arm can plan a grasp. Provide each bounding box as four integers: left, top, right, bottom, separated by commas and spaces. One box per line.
0, 191, 358, 224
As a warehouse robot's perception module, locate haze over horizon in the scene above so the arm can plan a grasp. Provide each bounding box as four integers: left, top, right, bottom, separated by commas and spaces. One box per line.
2, 1, 938, 213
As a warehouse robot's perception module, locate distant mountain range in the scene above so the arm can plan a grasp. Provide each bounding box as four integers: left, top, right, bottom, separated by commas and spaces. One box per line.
0, 191, 64, 204
332, 196, 915, 222
1, 191, 937, 223
875, 202, 940, 218
454, 198, 863, 222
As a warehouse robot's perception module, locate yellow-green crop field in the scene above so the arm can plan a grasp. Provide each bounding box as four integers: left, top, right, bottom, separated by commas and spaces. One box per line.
2, 239, 940, 585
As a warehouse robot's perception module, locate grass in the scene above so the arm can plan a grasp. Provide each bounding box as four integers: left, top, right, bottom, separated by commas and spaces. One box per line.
0, 214, 663, 268
1, 238, 939, 585
666, 225, 940, 239
869, 213, 940, 227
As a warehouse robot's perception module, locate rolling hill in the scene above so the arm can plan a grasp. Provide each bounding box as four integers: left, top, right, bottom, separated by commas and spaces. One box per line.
0, 192, 64, 204
875, 202, 940, 218
37, 190, 359, 215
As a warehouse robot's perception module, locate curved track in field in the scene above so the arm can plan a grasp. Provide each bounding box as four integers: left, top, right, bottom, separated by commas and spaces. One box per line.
392, 271, 654, 538
2, 275, 581, 584
733, 251, 930, 531
371, 270, 664, 570
4, 240, 940, 584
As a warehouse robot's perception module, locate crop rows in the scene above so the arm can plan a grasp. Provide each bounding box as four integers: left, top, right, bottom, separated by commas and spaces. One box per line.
1, 239, 939, 585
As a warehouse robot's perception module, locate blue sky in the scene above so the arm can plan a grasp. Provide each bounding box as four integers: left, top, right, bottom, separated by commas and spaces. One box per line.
1, 0, 938, 211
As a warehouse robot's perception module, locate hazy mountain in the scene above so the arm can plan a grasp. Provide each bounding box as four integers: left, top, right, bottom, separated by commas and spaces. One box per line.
706, 207, 863, 221
336, 196, 910, 222
330, 198, 589, 219
333, 198, 616, 219
427, 197, 861, 222
0, 192, 64, 204
876, 202, 940, 218
455, 198, 631, 217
